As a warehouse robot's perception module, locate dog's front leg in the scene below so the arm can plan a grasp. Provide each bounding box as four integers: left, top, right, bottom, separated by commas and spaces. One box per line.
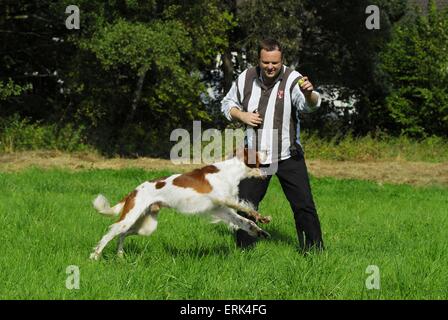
211, 198, 272, 224
213, 208, 270, 238
247, 210, 272, 224
117, 234, 126, 258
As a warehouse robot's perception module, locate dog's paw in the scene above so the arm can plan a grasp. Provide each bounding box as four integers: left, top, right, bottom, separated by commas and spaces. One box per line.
259, 215, 272, 224
257, 229, 271, 239
89, 252, 100, 261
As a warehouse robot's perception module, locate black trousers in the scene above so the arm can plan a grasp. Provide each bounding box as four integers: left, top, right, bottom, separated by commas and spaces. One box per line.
236, 151, 324, 251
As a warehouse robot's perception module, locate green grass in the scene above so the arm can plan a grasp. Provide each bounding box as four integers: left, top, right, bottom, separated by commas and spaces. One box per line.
0, 168, 447, 299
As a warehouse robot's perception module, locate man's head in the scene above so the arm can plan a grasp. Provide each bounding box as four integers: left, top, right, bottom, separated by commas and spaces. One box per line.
258, 39, 283, 82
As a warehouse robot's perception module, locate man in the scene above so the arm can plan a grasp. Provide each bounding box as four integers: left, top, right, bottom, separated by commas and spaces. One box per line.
221, 39, 324, 252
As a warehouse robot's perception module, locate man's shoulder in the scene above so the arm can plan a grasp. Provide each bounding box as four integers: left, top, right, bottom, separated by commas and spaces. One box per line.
244, 66, 257, 73
238, 66, 258, 80
284, 65, 302, 78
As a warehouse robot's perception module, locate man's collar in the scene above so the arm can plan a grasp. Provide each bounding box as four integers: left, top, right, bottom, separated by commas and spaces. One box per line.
256, 65, 285, 87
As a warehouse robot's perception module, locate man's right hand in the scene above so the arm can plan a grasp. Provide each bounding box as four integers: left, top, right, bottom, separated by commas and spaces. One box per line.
230, 107, 263, 127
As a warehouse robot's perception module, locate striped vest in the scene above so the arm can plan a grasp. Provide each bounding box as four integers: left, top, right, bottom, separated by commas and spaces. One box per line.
236, 65, 303, 163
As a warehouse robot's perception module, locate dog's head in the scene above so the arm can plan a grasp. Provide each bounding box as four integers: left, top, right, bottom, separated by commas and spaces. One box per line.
233, 147, 260, 167
233, 147, 266, 179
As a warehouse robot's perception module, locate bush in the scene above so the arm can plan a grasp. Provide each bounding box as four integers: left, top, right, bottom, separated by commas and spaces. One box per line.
0, 79, 31, 100
0, 114, 92, 153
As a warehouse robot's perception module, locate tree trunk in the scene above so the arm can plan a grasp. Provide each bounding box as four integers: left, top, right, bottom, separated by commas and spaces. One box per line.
223, 51, 234, 93
127, 68, 148, 124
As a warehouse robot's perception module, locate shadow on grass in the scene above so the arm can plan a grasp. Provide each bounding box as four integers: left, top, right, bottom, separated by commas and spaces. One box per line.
100, 236, 233, 260
98, 226, 301, 262
266, 228, 298, 247
162, 243, 232, 258
214, 224, 298, 248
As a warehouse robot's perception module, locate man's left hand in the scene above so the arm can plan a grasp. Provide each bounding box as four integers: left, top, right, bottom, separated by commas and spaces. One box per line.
298, 76, 314, 99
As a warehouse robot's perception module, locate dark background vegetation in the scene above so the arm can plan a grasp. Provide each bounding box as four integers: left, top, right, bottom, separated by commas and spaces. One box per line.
1, 0, 447, 157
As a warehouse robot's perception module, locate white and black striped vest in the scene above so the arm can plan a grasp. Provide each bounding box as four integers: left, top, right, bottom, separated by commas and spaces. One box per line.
235, 65, 303, 164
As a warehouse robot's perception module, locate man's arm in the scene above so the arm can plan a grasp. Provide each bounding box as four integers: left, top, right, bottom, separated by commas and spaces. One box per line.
292, 76, 321, 112
221, 82, 241, 121
221, 82, 263, 127
305, 91, 320, 106
230, 107, 263, 127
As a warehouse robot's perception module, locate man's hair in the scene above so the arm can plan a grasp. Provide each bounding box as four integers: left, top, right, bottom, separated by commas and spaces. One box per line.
258, 39, 283, 59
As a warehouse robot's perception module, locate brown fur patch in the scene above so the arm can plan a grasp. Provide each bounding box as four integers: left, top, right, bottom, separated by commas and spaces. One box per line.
172, 165, 219, 193
118, 189, 138, 221
155, 181, 166, 189
232, 147, 260, 168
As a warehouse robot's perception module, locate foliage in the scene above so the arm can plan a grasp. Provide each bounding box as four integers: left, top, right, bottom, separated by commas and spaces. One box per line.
0, 0, 234, 156
223, 0, 409, 136
0, 79, 32, 101
83, 19, 191, 72
0, 114, 91, 153
231, 0, 308, 66
1, 0, 447, 156
297, 0, 409, 135
379, 1, 448, 137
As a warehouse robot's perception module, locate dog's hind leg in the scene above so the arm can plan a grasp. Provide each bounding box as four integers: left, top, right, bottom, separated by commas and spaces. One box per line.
90, 205, 147, 260
117, 232, 132, 258
136, 212, 159, 236
116, 203, 161, 258
117, 233, 125, 258
116, 211, 159, 257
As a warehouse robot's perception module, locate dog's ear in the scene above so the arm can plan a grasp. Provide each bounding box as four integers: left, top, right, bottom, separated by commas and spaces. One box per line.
242, 148, 260, 168
253, 150, 262, 168
233, 147, 260, 168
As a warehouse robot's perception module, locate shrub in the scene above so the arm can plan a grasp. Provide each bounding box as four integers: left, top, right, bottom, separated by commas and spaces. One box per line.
0, 114, 91, 153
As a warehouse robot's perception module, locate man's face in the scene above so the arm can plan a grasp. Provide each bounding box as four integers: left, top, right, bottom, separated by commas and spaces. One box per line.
259, 49, 282, 81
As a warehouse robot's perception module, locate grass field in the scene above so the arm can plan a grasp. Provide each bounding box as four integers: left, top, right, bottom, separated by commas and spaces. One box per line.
0, 167, 447, 299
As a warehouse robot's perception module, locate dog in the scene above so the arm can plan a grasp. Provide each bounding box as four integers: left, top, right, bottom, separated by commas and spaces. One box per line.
89, 149, 272, 260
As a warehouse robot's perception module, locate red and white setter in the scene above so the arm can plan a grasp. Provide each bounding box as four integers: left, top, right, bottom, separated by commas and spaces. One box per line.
90, 149, 271, 260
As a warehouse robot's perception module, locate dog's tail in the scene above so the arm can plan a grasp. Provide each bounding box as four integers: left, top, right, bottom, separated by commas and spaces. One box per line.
92, 194, 124, 217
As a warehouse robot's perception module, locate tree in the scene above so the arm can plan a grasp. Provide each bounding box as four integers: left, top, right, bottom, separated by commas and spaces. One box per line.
379, 0, 448, 137
0, 0, 235, 156
217, 0, 408, 136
